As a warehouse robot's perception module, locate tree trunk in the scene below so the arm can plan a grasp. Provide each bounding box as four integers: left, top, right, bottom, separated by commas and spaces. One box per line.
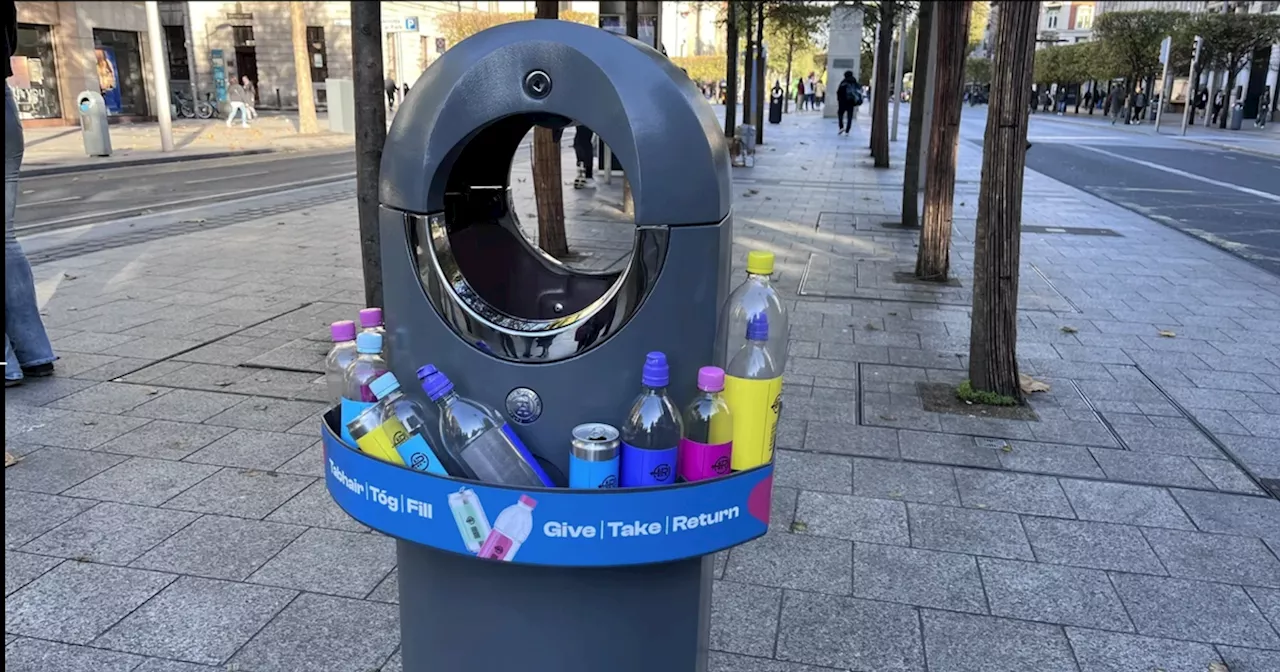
623, 0, 638, 215
969, 0, 1038, 401
351, 1, 386, 308
625, 0, 639, 41
742, 2, 755, 131
532, 0, 569, 258
784, 42, 794, 113
291, 3, 319, 134
755, 4, 766, 145
914, 0, 971, 281
870, 3, 896, 167
724, 1, 739, 135
901, 1, 936, 228
694, 2, 703, 55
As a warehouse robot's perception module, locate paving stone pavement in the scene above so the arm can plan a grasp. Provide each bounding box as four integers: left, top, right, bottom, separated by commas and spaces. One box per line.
6, 106, 1280, 671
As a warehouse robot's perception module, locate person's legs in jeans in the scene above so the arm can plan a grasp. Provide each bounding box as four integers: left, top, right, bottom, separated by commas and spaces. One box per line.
838, 104, 851, 133
573, 126, 594, 187
225, 102, 242, 126
5, 85, 56, 384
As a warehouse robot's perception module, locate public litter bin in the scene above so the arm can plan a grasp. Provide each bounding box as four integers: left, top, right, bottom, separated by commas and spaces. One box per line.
1229, 102, 1245, 130
76, 91, 111, 157
323, 19, 769, 672
769, 84, 784, 124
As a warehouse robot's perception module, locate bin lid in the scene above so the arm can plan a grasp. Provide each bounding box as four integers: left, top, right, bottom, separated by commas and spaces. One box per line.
380, 20, 732, 227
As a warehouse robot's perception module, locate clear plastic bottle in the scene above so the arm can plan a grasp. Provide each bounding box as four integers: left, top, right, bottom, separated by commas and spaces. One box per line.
339, 332, 388, 445
417, 364, 553, 487
325, 320, 359, 403
717, 250, 789, 372
367, 372, 448, 475
619, 352, 684, 487
477, 495, 537, 562
359, 307, 387, 339
724, 314, 782, 471
678, 366, 734, 482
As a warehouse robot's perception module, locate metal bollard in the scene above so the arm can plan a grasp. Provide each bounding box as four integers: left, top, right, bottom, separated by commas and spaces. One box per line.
76, 91, 112, 157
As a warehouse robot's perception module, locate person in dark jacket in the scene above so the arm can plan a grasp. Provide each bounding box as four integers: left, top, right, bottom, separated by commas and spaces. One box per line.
834, 71, 861, 135
384, 77, 398, 111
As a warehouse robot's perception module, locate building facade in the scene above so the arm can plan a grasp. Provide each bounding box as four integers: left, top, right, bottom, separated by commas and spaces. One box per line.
1036, 1, 1097, 49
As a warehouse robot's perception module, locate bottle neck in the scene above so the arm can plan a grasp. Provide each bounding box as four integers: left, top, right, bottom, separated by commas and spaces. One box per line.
434, 390, 459, 406
746, 272, 772, 283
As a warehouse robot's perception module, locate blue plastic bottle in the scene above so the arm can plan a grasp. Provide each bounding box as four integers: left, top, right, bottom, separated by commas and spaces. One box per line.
619, 352, 684, 487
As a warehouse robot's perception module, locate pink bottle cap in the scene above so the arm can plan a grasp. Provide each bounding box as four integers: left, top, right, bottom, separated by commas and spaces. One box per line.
697, 366, 725, 392
518, 494, 538, 509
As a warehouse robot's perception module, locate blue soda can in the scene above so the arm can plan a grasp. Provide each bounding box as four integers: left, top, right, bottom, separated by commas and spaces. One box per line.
569, 423, 620, 489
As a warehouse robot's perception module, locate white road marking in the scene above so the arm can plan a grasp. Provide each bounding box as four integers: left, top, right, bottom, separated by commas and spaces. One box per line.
16, 195, 82, 208
184, 170, 270, 185
1096, 187, 1198, 194
1076, 145, 1280, 203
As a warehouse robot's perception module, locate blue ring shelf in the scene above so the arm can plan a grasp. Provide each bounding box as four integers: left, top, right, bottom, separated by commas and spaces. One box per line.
321, 412, 774, 567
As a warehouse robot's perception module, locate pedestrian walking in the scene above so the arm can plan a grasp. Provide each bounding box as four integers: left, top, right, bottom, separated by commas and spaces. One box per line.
1131, 89, 1147, 125
1055, 88, 1067, 115
4, 0, 57, 388
1257, 87, 1271, 129
806, 72, 818, 110
241, 75, 258, 121
572, 124, 595, 189
815, 79, 826, 109
224, 75, 251, 127
835, 70, 861, 135
1108, 87, 1124, 125
1211, 90, 1225, 126
1194, 88, 1208, 123
796, 77, 807, 111
385, 77, 398, 112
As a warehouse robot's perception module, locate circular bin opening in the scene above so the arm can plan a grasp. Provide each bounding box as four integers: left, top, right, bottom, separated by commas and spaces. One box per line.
413, 114, 665, 363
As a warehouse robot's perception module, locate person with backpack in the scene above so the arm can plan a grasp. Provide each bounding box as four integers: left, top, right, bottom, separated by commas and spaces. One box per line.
835, 71, 862, 135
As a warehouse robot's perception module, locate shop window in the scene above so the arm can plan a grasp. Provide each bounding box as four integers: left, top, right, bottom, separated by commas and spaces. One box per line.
93, 28, 149, 116
163, 24, 189, 79
11, 23, 62, 120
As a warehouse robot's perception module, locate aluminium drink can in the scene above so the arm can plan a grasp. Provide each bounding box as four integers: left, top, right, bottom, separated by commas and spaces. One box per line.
569, 423, 620, 489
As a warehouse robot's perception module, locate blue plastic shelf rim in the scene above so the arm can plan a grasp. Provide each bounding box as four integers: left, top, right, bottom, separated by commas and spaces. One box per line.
321, 411, 773, 567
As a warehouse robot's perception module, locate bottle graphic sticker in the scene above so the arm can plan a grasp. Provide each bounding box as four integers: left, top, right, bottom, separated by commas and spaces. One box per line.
448, 488, 492, 554
477, 495, 536, 562
724, 314, 782, 470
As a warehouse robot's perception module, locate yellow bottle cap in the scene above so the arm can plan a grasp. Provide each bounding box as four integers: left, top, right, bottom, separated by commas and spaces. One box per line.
745, 250, 775, 275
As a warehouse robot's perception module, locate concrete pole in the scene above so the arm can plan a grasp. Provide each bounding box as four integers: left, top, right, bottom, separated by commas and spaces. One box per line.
145, 1, 174, 152
891, 14, 908, 141
1265, 43, 1279, 122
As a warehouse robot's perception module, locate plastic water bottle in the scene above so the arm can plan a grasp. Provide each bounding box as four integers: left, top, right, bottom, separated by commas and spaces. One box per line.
359, 307, 387, 339
724, 314, 782, 471
619, 352, 684, 487
448, 488, 492, 553
417, 364, 554, 487
678, 366, 734, 482
325, 321, 359, 403
717, 250, 789, 372
368, 372, 448, 475
339, 332, 387, 445
477, 495, 537, 561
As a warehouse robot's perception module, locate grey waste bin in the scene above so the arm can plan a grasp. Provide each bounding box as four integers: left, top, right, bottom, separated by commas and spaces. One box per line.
1229, 103, 1245, 130
76, 91, 112, 157
322, 18, 772, 672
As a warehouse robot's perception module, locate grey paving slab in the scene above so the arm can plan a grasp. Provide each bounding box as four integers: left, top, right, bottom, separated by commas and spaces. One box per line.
21, 501, 199, 564
162, 467, 313, 519
996, 440, 1107, 478
1142, 527, 1280, 588
3, 446, 127, 494
1064, 627, 1223, 672
772, 450, 852, 494
1113, 424, 1227, 459
182, 428, 314, 471
1, 377, 97, 406
1022, 515, 1167, 575
130, 659, 221, 672
1246, 586, 1280, 631
1111, 572, 1280, 649
1059, 479, 1194, 530
1216, 646, 1280, 672
5, 550, 62, 596
802, 422, 900, 458
14, 409, 152, 450
921, 609, 1079, 672
132, 514, 307, 581
898, 430, 1001, 468
907, 502, 1034, 560
96, 420, 234, 461
709, 653, 847, 672
709, 580, 782, 658
775, 590, 924, 672
203, 396, 330, 431
2, 638, 144, 672
94, 576, 296, 665
1089, 448, 1217, 489
851, 458, 960, 505
126, 388, 247, 423
367, 567, 398, 603
47, 381, 170, 415
1234, 410, 1280, 438
248, 527, 395, 598
794, 491, 909, 545
1171, 488, 1280, 542
4, 560, 175, 644
723, 531, 853, 595
5, 489, 98, 548
265, 479, 370, 532
979, 557, 1133, 631
953, 468, 1075, 518
229, 592, 399, 672
276, 440, 325, 477
63, 457, 219, 507
853, 542, 986, 614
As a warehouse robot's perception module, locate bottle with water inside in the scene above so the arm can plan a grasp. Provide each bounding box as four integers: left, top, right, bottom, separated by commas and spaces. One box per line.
325, 320, 359, 403
619, 352, 684, 487
339, 332, 387, 445
717, 250, 789, 371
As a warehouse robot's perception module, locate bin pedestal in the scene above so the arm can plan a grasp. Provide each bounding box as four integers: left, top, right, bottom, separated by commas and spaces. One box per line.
398, 542, 712, 672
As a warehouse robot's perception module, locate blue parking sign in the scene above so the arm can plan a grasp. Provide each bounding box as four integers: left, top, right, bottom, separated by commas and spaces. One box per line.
404, 17, 418, 31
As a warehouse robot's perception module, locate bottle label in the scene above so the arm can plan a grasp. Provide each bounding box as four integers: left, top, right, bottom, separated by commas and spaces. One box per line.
678, 438, 733, 482
723, 375, 782, 471
394, 433, 447, 475
339, 398, 374, 447
619, 443, 678, 487
477, 529, 521, 561
354, 416, 408, 467
569, 454, 620, 489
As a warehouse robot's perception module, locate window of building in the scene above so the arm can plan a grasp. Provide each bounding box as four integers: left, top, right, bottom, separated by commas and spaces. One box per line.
1045, 8, 1060, 29
11, 23, 62, 120
307, 27, 328, 82
163, 24, 189, 80
1075, 6, 1094, 30
232, 25, 255, 47
93, 28, 149, 116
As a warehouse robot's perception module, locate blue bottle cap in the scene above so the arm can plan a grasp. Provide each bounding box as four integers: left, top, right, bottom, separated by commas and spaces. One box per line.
369, 372, 400, 400
642, 351, 669, 388
356, 331, 382, 354
417, 364, 455, 401
746, 313, 769, 341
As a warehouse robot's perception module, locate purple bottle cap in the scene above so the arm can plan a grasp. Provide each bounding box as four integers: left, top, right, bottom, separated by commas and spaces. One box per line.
697, 366, 725, 392
359, 307, 384, 328
417, 364, 454, 401
330, 320, 356, 342
642, 351, 669, 388
746, 313, 769, 341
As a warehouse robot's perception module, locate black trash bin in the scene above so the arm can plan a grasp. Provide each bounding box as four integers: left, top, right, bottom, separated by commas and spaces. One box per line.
769, 84, 784, 123
324, 19, 773, 672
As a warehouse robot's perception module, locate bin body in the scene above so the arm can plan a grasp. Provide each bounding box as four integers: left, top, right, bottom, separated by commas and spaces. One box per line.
769, 87, 784, 123
1229, 104, 1245, 130
77, 91, 112, 157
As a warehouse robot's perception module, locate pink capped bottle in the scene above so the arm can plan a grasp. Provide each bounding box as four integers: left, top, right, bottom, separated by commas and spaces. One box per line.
477, 495, 537, 562
678, 366, 734, 482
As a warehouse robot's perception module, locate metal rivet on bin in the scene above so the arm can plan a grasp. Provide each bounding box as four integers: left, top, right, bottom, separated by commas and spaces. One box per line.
524, 70, 552, 99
